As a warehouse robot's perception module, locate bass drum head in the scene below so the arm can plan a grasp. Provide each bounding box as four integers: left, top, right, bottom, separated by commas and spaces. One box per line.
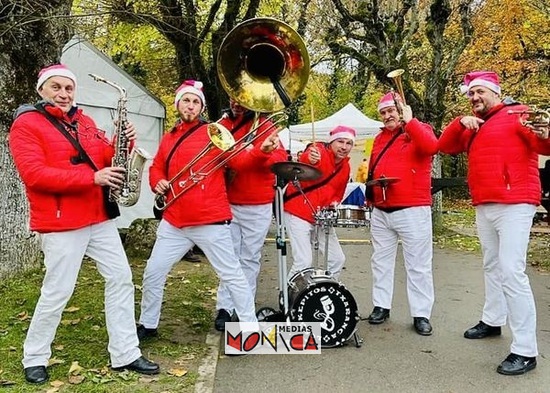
289, 270, 359, 348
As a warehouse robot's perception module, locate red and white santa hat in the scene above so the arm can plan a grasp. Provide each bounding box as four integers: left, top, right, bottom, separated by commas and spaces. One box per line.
36, 64, 77, 92
328, 125, 356, 143
174, 80, 206, 109
377, 92, 403, 112
459, 71, 501, 95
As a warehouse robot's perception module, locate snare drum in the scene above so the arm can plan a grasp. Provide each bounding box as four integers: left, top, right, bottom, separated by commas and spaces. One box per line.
336, 205, 370, 227
288, 268, 359, 347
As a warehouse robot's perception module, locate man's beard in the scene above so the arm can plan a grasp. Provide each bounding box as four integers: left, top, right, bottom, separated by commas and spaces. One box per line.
181, 112, 198, 123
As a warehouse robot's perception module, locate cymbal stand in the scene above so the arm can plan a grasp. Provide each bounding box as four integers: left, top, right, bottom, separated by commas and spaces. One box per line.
274, 175, 291, 317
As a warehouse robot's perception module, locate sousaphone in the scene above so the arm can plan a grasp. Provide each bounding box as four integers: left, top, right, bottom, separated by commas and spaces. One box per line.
217, 17, 310, 112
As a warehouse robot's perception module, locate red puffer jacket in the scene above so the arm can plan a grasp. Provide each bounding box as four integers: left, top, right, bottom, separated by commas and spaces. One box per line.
438, 103, 550, 206
9, 105, 113, 232
368, 119, 437, 208
284, 142, 350, 223
221, 113, 288, 205
149, 119, 232, 227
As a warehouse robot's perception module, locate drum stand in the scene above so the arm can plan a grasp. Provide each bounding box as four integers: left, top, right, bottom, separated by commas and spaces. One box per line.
312, 209, 363, 348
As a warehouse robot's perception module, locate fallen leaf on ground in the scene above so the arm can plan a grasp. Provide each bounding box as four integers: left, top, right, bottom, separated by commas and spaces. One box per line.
167, 368, 188, 377
48, 358, 65, 366
50, 380, 64, 388
68, 375, 85, 384
17, 311, 29, 320
64, 306, 80, 313
68, 361, 83, 375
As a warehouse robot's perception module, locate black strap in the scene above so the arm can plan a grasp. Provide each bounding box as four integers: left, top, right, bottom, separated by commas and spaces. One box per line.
284, 153, 344, 202
164, 121, 205, 174
35, 104, 120, 218
228, 111, 256, 136
35, 104, 99, 170
466, 101, 520, 152
367, 128, 403, 182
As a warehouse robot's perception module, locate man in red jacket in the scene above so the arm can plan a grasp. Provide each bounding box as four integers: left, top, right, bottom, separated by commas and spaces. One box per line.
9, 64, 159, 384
137, 82, 278, 338
213, 99, 287, 331
439, 70, 550, 375
365, 92, 437, 336
284, 125, 355, 280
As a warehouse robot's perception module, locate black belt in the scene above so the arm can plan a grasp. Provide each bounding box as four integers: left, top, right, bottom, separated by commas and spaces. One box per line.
375, 206, 410, 213
210, 220, 231, 225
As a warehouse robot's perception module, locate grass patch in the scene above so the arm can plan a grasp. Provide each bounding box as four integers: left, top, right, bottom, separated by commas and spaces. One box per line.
436, 199, 550, 271
0, 253, 218, 392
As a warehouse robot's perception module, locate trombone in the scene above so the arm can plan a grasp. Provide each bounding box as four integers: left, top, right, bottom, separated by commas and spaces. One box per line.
154, 112, 288, 211
154, 17, 310, 212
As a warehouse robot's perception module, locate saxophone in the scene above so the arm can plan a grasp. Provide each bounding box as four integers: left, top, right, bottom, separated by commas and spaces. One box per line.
89, 73, 151, 207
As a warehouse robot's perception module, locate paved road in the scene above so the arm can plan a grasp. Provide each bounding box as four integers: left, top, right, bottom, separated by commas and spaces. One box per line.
212, 225, 550, 393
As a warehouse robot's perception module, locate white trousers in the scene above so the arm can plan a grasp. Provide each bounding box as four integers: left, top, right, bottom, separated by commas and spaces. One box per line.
370, 206, 434, 318
23, 221, 141, 368
284, 212, 346, 280
476, 203, 538, 357
216, 203, 273, 312
139, 219, 257, 328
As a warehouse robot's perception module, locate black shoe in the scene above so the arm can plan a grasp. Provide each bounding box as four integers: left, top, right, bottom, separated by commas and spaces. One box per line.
182, 250, 201, 262
464, 321, 502, 339
413, 317, 433, 336
215, 309, 233, 331
24, 366, 48, 384
367, 307, 390, 325
137, 324, 158, 341
112, 356, 160, 375
497, 353, 537, 375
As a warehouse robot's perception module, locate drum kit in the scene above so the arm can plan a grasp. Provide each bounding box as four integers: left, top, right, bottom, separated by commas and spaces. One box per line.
257, 161, 367, 348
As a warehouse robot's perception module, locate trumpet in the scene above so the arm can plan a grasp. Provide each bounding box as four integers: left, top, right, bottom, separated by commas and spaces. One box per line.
387, 68, 407, 106
154, 17, 309, 211
508, 106, 550, 138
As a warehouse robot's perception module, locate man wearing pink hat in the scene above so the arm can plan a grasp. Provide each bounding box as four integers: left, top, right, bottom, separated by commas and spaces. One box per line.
439, 70, 550, 375
365, 91, 438, 336
284, 125, 355, 280
9, 64, 159, 383
138, 80, 279, 339
213, 98, 287, 331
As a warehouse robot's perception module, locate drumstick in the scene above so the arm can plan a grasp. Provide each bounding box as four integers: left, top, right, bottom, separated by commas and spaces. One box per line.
310, 103, 315, 145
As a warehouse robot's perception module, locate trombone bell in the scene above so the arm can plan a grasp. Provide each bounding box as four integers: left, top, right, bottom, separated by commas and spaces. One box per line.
217, 17, 310, 113
207, 123, 235, 151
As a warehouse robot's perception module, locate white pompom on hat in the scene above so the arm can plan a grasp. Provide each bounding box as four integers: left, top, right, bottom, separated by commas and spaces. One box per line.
36, 64, 77, 92
328, 125, 356, 143
174, 80, 206, 109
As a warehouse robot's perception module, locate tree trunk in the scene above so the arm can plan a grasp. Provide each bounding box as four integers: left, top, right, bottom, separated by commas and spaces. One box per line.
0, 0, 73, 279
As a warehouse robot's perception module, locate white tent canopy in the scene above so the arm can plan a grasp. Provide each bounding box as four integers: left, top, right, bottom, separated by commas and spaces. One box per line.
279, 128, 307, 155
61, 36, 166, 228
289, 103, 383, 142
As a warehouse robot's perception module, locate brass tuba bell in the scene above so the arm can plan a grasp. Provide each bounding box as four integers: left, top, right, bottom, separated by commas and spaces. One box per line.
217, 17, 310, 112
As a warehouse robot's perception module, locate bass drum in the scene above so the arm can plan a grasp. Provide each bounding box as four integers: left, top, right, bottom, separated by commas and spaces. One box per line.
288, 268, 359, 348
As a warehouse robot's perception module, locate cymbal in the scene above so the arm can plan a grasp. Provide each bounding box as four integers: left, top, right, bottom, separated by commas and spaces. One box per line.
366, 177, 400, 187
271, 162, 322, 181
